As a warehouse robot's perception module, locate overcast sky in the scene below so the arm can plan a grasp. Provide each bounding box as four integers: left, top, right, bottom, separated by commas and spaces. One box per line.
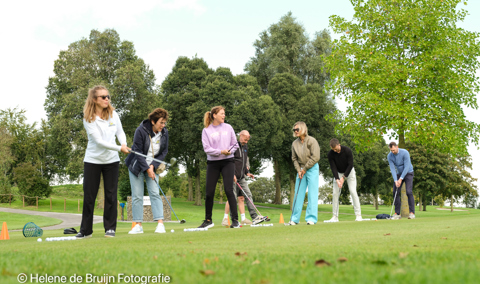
1, 0, 479, 190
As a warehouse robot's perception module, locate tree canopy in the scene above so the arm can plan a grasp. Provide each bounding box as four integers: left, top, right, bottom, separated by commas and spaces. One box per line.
326, 0, 480, 154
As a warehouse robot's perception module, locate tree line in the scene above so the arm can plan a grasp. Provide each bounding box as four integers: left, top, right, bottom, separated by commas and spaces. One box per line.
1, 4, 478, 209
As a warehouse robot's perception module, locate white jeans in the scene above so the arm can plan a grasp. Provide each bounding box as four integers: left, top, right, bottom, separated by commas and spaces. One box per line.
332, 168, 361, 217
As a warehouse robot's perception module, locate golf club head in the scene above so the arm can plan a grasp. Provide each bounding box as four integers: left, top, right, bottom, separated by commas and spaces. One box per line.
180, 219, 186, 224
169, 157, 177, 167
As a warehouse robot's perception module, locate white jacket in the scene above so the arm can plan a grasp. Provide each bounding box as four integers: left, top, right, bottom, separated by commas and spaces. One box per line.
83, 111, 127, 164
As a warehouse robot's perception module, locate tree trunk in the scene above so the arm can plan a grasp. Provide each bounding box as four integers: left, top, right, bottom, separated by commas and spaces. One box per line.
374, 187, 379, 210
451, 195, 454, 212
419, 194, 422, 212
431, 197, 434, 206
194, 169, 202, 206
289, 163, 295, 210
423, 194, 427, 211
96, 173, 104, 209
397, 131, 409, 218
187, 174, 193, 201
273, 158, 282, 204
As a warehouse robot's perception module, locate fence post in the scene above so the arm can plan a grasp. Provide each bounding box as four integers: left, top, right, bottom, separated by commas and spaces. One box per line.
23, 195, 25, 207
78, 199, 80, 212
64, 198, 66, 212
36, 196, 38, 209
50, 198, 52, 211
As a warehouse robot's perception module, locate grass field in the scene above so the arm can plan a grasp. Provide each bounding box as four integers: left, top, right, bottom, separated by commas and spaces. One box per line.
0, 212, 62, 230
1, 199, 479, 284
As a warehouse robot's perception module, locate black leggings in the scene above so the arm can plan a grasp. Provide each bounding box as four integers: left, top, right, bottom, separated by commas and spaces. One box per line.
80, 162, 119, 235
205, 158, 237, 221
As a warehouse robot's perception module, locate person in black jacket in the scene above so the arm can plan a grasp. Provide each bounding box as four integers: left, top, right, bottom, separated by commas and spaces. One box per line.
125, 108, 169, 234
325, 138, 362, 223
221, 130, 264, 226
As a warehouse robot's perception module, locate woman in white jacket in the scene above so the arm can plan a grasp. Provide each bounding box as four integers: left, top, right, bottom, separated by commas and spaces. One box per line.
76, 85, 130, 239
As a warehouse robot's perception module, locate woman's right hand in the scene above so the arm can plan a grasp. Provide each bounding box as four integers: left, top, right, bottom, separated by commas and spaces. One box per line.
221, 149, 231, 155
147, 166, 155, 180
120, 144, 131, 154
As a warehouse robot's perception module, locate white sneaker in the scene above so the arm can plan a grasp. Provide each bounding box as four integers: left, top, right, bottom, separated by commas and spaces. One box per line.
324, 217, 339, 223
154, 223, 166, 233
306, 221, 315, 225
221, 218, 229, 226
128, 224, 143, 234
241, 219, 253, 225
355, 215, 363, 221
408, 213, 416, 219
391, 214, 401, 220
286, 221, 297, 226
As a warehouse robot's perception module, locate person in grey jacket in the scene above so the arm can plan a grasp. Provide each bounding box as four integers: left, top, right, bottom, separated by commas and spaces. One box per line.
125, 108, 169, 234
221, 130, 265, 226
287, 121, 320, 225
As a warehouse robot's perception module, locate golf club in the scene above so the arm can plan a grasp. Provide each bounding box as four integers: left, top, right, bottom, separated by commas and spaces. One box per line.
286, 170, 303, 226
154, 177, 186, 224
129, 150, 177, 168
389, 181, 401, 219
235, 181, 268, 225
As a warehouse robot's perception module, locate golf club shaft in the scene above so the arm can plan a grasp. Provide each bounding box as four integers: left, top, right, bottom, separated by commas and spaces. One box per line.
390, 182, 401, 217
154, 177, 182, 222
236, 181, 263, 217
289, 175, 303, 223
129, 150, 171, 166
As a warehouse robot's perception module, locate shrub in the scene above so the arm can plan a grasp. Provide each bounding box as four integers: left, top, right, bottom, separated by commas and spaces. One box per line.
13, 162, 51, 205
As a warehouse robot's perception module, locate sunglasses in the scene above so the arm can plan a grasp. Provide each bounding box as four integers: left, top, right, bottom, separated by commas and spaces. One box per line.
97, 95, 111, 100
292, 128, 299, 132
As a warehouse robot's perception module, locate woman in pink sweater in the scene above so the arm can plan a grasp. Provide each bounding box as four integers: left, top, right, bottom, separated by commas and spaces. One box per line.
198, 106, 240, 229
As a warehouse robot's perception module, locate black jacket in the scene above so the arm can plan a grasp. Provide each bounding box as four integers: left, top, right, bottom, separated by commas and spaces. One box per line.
234, 142, 249, 180
125, 120, 168, 177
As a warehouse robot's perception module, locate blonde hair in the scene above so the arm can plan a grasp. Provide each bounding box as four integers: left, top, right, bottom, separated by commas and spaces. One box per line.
83, 85, 114, 123
293, 121, 308, 138
203, 106, 225, 128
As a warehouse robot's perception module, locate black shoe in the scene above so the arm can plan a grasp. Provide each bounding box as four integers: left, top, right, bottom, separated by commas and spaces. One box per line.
230, 220, 241, 228
75, 232, 92, 239
105, 230, 115, 238
198, 220, 214, 229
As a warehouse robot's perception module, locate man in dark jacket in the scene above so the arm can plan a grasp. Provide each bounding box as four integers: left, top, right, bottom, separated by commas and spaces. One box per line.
221, 130, 264, 225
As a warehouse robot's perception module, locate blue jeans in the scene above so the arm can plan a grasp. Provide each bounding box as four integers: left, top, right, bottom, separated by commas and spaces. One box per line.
129, 170, 164, 222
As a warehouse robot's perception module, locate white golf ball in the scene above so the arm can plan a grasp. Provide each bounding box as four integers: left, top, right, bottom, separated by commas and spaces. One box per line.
171, 229, 174, 233
37, 238, 42, 242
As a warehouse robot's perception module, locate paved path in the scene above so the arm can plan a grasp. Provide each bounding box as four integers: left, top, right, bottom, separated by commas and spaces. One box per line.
0, 207, 103, 231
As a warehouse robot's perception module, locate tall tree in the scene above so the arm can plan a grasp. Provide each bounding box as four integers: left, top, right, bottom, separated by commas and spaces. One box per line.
44, 29, 159, 182
267, 73, 336, 204
326, 0, 480, 155
162, 57, 279, 205
245, 12, 331, 94
245, 12, 335, 205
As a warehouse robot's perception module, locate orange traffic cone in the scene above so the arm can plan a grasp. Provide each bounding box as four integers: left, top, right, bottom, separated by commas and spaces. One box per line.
279, 213, 284, 224
131, 222, 136, 229
0, 222, 9, 240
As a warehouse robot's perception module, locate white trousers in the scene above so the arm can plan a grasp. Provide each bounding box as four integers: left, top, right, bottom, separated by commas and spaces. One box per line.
332, 168, 361, 217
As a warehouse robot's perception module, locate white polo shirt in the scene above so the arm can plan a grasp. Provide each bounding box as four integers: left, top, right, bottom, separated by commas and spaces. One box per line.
83, 111, 127, 164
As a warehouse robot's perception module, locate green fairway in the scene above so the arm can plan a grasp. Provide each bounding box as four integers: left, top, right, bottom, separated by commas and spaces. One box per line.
1, 201, 479, 284
0, 212, 62, 230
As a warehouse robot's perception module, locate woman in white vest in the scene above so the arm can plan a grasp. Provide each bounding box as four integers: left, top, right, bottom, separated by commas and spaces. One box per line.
76, 85, 130, 239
